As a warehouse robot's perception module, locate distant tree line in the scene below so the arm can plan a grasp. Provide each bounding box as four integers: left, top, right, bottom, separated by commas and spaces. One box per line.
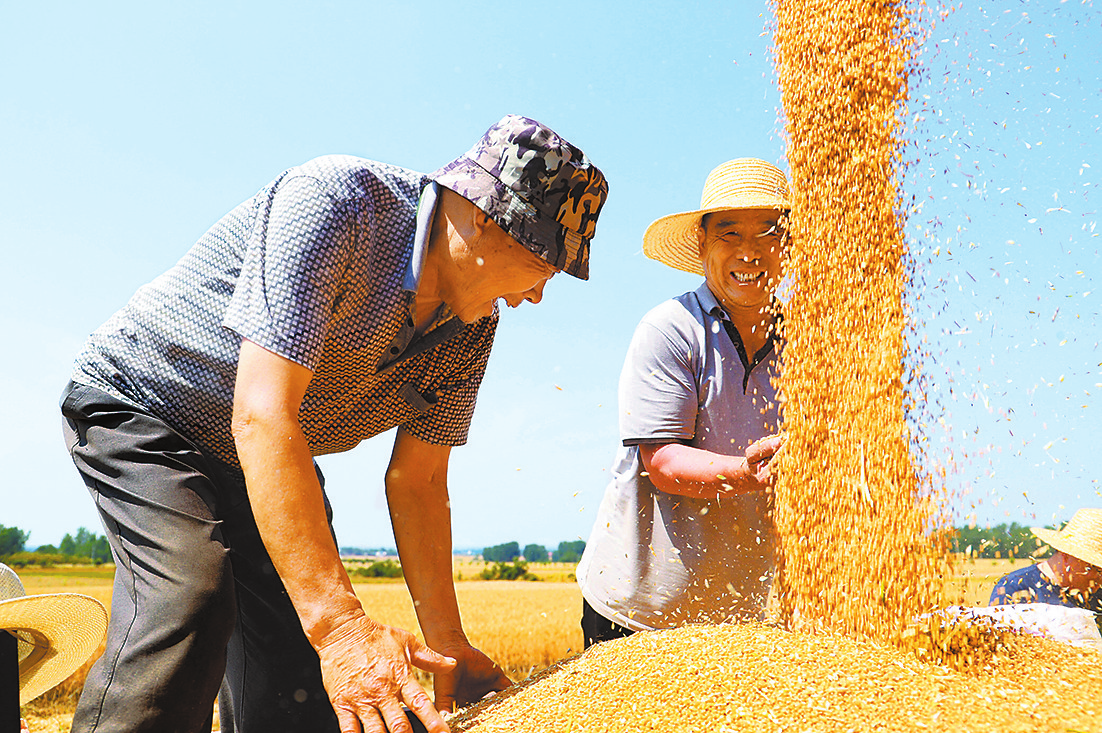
347, 559, 403, 579
3, 522, 1054, 568
1, 524, 113, 566
38, 527, 113, 563
482, 540, 586, 564
952, 522, 1051, 559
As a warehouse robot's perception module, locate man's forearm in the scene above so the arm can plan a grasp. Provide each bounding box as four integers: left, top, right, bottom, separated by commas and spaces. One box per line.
386, 431, 466, 650
641, 442, 757, 498
235, 417, 364, 646
387, 478, 466, 648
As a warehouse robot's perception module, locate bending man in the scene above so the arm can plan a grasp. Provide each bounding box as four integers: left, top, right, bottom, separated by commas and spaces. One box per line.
61, 115, 607, 733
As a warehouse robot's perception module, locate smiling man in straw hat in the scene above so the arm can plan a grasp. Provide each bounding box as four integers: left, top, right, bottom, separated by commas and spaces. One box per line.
1, 563, 108, 730
576, 159, 788, 646
990, 508, 1102, 617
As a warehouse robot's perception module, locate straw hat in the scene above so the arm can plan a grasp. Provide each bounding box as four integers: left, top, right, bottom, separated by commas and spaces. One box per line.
642, 158, 791, 276
1032, 508, 1102, 569
0, 563, 108, 705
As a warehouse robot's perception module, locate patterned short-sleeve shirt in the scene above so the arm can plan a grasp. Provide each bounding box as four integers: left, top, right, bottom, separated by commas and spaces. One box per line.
71, 156, 498, 468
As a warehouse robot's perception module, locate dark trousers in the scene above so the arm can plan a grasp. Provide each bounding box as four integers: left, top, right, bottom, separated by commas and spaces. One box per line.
61, 382, 341, 733
580, 599, 635, 649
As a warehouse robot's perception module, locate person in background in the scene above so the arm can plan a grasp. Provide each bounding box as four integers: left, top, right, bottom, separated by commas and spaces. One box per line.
990, 507, 1102, 617
60, 115, 607, 733
576, 159, 788, 647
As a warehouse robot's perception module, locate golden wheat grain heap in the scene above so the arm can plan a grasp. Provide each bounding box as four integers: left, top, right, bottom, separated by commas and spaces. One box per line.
771, 0, 955, 641
451, 624, 1102, 733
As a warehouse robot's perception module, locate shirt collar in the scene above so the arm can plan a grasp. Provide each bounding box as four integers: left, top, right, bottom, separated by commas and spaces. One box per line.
695, 281, 724, 317
403, 181, 455, 330
696, 280, 782, 392
403, 180, 439, 294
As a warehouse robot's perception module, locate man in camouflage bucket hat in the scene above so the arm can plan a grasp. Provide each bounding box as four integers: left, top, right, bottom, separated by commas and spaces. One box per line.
59, 115, 607, 733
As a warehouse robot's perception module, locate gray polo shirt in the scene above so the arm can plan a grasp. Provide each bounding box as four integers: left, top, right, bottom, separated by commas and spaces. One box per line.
577, 282, 780, 630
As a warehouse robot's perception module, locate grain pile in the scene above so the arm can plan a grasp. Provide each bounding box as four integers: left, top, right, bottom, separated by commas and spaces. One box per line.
451, 624, 1102, 733
770, 0, 955, 641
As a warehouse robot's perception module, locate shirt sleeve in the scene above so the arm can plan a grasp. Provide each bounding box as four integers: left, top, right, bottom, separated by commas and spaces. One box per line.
618, 313, 700, 446
224, 174, 356, 370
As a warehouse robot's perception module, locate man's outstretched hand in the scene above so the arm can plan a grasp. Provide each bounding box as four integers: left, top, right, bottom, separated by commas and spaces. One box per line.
317, 615, 456, 733
431, 641, 512, 715
745, 433, 784, 487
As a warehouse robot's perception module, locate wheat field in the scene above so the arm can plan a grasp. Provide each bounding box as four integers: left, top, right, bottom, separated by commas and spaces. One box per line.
18, 564, 583, 732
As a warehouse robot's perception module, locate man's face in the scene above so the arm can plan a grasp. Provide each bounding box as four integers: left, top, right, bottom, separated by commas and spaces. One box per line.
1056, 551, 1102, 588
446, 216, 558, 323
697, 208, 786, 317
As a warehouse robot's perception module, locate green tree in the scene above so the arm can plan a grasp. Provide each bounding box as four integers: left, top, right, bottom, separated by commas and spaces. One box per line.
0, 525, 29, 556
58, 533, 76, 556
90, 535, 112, 563
58, 527, 113, 563
479, 559, 538, 581
522, 544, 548, 562
482, 541, 520, 563
553, 540, 586, 563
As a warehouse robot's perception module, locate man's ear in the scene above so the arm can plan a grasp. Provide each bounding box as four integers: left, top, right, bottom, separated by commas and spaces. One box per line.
696, 219, 707, 259
440, 189, 484, 242
469, 204, 492, 238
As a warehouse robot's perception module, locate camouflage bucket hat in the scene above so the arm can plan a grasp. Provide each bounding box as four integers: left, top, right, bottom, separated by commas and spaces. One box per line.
432, 115, 609, 280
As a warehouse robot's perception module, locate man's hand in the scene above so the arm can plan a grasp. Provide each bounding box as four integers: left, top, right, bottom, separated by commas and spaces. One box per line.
430, 642, 512, 714
745, 434, 784, 487
317, 614, 457, 733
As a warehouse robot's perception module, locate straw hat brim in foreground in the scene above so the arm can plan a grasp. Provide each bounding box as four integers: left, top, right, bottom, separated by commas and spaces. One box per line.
1032, 507, 1102, 569
0, 593, 109, 705
642, 158, 791, 276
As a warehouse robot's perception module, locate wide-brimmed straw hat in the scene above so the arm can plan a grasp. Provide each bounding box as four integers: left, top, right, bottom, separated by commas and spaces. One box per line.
1032, 508, 1102, 569
643, 158, 791, 276
0, 563, 108, 705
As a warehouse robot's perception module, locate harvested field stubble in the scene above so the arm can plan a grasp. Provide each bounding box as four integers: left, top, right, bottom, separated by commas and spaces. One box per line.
771, 0, 955, 642
451, 624, 1102, 733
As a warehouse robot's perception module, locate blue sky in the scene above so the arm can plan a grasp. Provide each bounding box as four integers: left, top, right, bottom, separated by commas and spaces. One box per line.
1, 0, 1098, 550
